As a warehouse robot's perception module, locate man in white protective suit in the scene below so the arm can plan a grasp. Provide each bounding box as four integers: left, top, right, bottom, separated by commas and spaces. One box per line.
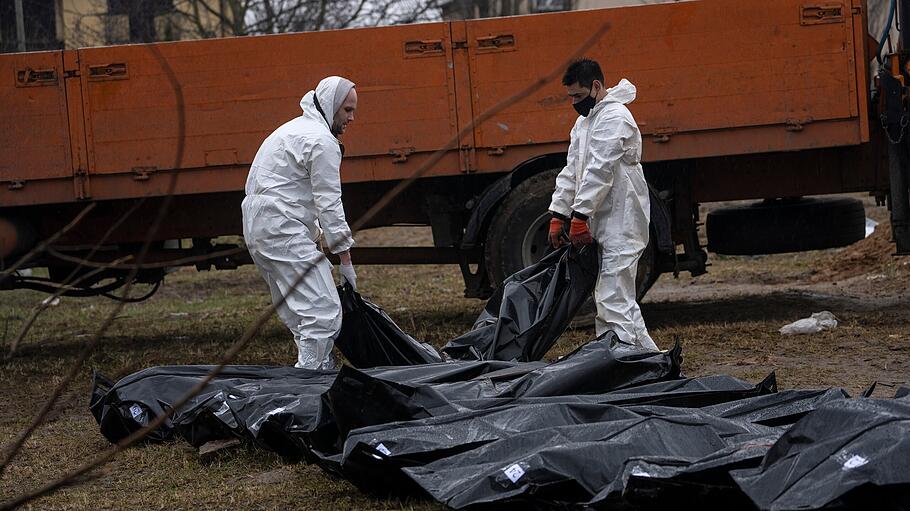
547, 59, 658, 351
241, 76, 358, 369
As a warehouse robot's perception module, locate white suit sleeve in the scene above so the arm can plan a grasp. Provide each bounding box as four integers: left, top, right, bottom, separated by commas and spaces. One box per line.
571, 111, 636, 218
549, 123, 580, 218
308, 138, 355, 254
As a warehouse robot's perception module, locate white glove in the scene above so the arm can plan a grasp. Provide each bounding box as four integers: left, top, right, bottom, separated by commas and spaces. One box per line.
340, 263, 357, 289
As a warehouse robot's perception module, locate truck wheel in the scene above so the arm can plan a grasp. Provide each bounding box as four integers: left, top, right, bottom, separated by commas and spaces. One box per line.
484, 170, 659, 322
706, 197, 866, 255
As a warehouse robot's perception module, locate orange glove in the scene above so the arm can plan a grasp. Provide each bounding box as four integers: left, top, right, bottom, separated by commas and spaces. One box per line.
548, 217, 564, 248
569, 217, 594, 248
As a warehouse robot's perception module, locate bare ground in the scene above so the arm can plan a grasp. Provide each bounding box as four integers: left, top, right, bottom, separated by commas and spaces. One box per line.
1, 195, 908, 509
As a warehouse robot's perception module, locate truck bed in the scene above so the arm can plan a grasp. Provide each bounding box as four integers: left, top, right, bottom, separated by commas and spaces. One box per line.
0, 0, 870, 208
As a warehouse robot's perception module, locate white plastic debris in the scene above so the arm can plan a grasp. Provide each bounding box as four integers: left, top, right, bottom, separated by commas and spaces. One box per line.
779, 311, 838, 336
41, 296, 61, 307
865, 218, 878, 238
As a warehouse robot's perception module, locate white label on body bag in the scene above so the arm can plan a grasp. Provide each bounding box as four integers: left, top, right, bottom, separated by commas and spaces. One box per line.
502, 463, 526, 483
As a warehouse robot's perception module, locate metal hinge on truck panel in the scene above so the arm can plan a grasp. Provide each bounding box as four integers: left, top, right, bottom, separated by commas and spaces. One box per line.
63, 50, 91, 200
132, 166, 156, 180
800, 3, 846, 25
74, 168, 89, 199
389, 148, 414, 164
652, 127, 677, 143
785, 118, 813, 131
462, 144, 477, 172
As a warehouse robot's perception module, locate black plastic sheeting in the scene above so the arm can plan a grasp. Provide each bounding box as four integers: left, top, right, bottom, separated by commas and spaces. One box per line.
91, 360, 524, 454
324, 335, 681, 442
731, 395, 910, 511
442, 244, 599, 362
334, 283, 442, 367
89, 243, 910, 509
90, 335, 910, 510
334, 244, 597, 368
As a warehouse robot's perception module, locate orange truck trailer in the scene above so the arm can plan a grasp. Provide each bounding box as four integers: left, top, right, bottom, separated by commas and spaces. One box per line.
2, 0, 909, 301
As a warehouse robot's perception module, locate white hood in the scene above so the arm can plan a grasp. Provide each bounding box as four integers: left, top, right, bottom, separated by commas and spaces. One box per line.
604, 78, 636, 105
299, 75, 356, 128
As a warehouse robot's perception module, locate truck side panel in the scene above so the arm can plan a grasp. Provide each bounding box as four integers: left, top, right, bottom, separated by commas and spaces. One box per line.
74, 22, 462, 201
0, 51, 74, 205
0, 0, 874, 209
466, 0, 868, 170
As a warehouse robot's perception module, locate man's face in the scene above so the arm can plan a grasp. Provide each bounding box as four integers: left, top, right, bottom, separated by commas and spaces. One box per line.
332, 88, 357, 136
565, 80, 602, 104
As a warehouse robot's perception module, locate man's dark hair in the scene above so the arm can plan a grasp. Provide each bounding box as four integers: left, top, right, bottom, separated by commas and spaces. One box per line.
562, 58, 604, 88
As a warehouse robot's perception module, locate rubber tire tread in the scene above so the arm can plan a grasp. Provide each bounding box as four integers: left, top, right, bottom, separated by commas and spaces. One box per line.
484, 170, 559, 287
706, 197, 865, 255
484, 169, 658, 303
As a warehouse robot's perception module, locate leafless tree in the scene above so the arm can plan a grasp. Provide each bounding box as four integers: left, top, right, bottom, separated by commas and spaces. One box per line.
191, 0, 442, 35
62, 0, 441, 48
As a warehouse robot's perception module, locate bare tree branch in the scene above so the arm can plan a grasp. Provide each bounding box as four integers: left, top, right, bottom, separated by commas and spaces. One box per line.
0, 177, 177, 481
0, 40, 189, 483
45, 246, 245, 270
0, 203, 96, 282
4, 255, 134, 359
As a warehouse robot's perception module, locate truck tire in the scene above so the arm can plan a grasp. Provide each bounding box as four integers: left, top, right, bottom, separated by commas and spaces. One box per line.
484, 170, 658, 312
706, 197, 866, 255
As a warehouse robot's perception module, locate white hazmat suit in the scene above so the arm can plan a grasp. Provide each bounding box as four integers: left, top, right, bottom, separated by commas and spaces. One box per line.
241, 76, 356, 369
549, 79, 657, 350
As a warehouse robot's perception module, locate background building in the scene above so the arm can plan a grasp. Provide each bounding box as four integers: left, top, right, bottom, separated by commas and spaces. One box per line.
439, 0, 682, 21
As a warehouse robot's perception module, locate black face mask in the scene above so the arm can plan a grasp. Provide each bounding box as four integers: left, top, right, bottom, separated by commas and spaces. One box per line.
572, 88, 597, 117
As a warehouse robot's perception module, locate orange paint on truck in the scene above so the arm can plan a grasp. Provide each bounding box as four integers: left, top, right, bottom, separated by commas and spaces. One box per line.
0, 0, 889, 295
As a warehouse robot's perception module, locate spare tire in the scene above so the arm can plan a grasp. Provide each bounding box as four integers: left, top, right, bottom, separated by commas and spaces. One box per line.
484, 169, 659, 301
706, 197, 865, 255
484, 170, 660, 328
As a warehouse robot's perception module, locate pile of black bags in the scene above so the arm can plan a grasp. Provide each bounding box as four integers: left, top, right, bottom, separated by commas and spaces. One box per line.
90, 245, 910, 510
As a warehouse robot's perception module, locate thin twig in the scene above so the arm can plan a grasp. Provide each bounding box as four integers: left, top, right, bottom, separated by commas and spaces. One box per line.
46, 246, 246, 271
4, 199, 148, 358
0, 203, 97, 282
0, 177, 177, 481
350, 22, 610, 233
5, 256, 134, 359
0, 40, 188, 481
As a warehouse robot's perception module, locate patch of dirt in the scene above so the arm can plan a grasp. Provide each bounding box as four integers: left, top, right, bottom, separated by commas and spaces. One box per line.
812, 222, 900, 283
644, 195, 910, 395
249, 468, 295, 485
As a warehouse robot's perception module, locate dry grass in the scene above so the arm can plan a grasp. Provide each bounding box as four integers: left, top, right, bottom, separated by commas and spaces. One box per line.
2, 209, 910, 509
